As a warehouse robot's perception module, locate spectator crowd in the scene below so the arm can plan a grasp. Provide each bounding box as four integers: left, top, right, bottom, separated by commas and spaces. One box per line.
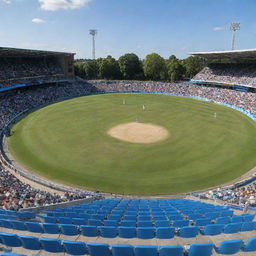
193, 64, 256, 88
0, 80, 255, 209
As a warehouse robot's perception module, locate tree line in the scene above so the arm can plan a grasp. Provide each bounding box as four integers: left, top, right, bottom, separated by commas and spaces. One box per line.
74, 53, 204, 82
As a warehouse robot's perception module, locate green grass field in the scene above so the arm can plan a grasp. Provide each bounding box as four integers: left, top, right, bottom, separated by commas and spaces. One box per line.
7, 93, 256, 195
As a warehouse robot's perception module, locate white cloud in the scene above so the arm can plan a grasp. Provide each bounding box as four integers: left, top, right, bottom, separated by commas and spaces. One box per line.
2, 0, 11, 4
38, 0, 92, 11
32, 18, 46, 23
213, 26, 225, 31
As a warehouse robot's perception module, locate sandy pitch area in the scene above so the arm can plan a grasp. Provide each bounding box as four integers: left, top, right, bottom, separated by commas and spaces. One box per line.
107, 122, 170, 144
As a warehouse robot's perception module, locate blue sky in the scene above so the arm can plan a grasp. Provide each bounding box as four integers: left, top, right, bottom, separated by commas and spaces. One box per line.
1, 0, 256, 59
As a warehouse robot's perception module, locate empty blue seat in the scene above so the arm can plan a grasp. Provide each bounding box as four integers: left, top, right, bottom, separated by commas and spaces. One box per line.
179, 226, 198, 238
223, 223, 242, 234
216, 217, 230, 224
156, 227, 175, 239
11, 221, 27, 231
205, 212, 219, 219
135, 245, 157, 256
104, 220, 118, 226
242, 237, 256, 252
72, 218, 87, 226
203, 224, 224, 236
154, 216, 167, 221
59, 217, 73, 224
137, 227, 155, 239
137, 221, 153, 227
169, 215, 183, 221
0, 253, 26, 256
195, 218, 211, 226
42, 223, 59, 234
112, 244, 134, 256
25, 222, 44, 233
88, 219, 101, 226
155, 221, 170, 227
43, 216, 57, 223
60, 224, 79, 236
0, 233, 22, 247
216, 239, 243, 255
63, 240, 88, 255
188, 243, 214, 256
81, 225, 98, 237
173, 220, 189, 227
40, 237, 64, 253
1, 220, 12, 229
99, 226, 117, 238
231, 216, 244, 223
221, 210, 233, 217
19, 235, 41, 251
121, 221, 136, 227
241, 222, 255, 232
159, 245, 183, 256
118, 227, 136, 238
87, 243, 111, 256
242, 214, 255, 222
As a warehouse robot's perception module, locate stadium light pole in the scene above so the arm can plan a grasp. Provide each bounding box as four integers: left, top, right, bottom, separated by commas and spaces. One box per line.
89, 29, 97, 59
230, 22, 240, 50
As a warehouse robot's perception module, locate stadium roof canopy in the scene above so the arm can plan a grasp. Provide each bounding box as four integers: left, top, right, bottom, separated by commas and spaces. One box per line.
0, 47, 75, 58
190, 49, 256, 61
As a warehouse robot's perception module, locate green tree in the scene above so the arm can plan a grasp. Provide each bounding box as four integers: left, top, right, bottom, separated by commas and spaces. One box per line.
84, 60, 99, 79
183, 56, 204, 78
74, 62, 86, 78
167, 55, 185, 82
143, 53, 167, 81
118, 53, 143, 79
99, 56, 122, 79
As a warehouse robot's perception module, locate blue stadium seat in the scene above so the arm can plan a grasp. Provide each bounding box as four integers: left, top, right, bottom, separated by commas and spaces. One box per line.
42, 216, 57, 223
159, 245, 183, 256
72, 218, 87, 226
179, 226, 198, 238
59, 217, 73, 224
242, 237, 256, 252
88, 219, 101, 226
87, 243, 111, 256
188, 243, 214, 256
103, 220, 118, 226
118, 227, 136, 238
0, 233, 22, 247
231, 216, 244, 223
137, 221, 153, 227
156, 227, 175, 239
173, 220, 189, 227
137, 227, 155, 239
202, 224, 224, 236
42, 223, 59, 234
25, 222, 44, 233
1, 220, 12, 229
215, 239, 243, 255
19, 235, 41, 251
11, 221, 27, 231
241, 222, 255, 232
60, 224, 79, 236
155, 221, 170, 227
112, 244, 134, 256
242, 214, 255, 222
81, 225, 98, 237
195, 218, 211, 226
40, 237, 64, 253
135, 245, 158, 256
216, 217, 230, 224
120, 221, 136, 227
99, 226, 117, 238
223, 223, 242, 234
63, 240, 88, 255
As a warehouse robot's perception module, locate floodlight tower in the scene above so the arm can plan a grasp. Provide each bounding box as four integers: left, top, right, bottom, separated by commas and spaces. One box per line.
230, 22, 240, 50
89, 29, 97, 59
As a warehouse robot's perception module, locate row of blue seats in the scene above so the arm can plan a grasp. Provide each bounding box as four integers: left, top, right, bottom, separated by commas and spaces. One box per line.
0, 232, 255, 256
41, 215, 254, 227
1, 220, 256, 238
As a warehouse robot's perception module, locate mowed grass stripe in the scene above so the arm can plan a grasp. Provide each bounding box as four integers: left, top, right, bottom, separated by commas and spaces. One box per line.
7, 94, 256, 195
